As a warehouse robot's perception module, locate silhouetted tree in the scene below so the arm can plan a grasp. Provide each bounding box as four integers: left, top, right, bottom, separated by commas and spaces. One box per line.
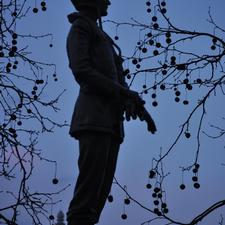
0, 1, 67, 225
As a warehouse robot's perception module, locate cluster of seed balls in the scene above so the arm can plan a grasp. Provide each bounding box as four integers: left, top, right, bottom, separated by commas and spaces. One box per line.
107, 194, 131, 220
146, 170, 169, 216
33, 1, 47, 13
180, 164, 201, 190
146, 1, 167, 15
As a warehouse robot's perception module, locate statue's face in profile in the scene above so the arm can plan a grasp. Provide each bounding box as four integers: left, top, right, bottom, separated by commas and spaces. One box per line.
98, 0, 111, 17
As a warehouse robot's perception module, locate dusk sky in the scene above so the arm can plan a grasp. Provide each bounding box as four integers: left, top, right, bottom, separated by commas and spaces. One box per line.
1, 1, 225, 225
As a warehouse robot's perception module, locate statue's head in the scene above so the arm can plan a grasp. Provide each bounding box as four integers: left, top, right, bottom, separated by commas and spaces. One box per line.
71, 0, 111, 17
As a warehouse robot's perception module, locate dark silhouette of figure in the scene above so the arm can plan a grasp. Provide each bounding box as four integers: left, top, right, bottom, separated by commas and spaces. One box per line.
66, 0, 156, 225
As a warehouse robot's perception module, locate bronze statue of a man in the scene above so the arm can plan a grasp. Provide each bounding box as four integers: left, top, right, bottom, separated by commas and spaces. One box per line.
66, 0, 156, 224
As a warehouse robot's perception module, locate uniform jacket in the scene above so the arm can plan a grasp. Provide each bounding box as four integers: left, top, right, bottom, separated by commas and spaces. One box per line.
67, 12, 128, 142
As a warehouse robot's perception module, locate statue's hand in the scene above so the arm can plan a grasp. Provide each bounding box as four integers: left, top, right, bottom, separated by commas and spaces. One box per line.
138, 107, 157, 134
123, 90, 144, 121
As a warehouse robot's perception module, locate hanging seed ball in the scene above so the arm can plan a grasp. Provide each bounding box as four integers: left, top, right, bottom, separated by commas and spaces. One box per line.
175, 90, 181, 96
183, 100, 189, 105
146, 1, 151, 6
153, 50, 159, 56
152, 101, 158, 107
161, 1, 166, 7
127, 74, 131, 79
12, 39, 17, 45
12, 46, 17, 52
147, 8, 152, 13
147, 32, 152, 38
146, 183, 152, 189
42, 6, 47, 11
161, 8, 167, 14
7, 62, 12, 67
121, 214, 127, 220
161, 203, 167, 208
136, 64, 141, 69
192, 176, 198, 182
124, 198, 130, 205
193, 182, 200, 189
152, 193, 157, 198
160, 84, 166, 90
149, 170, 156, 178
149, 39, 154, 45
132, 58, 138, 65
192, 168, 198, 173
154, 187, 160, 193
49, 215, 54, 220
33, 7, 38, 13
163, 208, 169, 214
154, 200, 159, 206
13, 65, 17, 69
143, 90, 148, 94
158, 193, 162, 198
195, 164, 200, 169
152, 16, 157, 22
11, 114, 17, 120
154, 208, 159, 215
171, 56, 176, 61
186, 84, 193, 90
17, 121, 22, 126
212, 38, 217, 43
9, 128, 16, 133
52, 178, 59, 184
153, 23, 159, 29
151, 93, 156, 99
166, 32, 171, 38
183, 78, 189, 84
142, 47, 148, 53
12, 33, 18, 39
156, 42, 161, 48
211, 45, 216, 50
185, 132, 191, 138
114, 36, 119, 40
108, 195, 113, 202
162, 69, 167, 75
49, 43, 53, 47
41, 1, 46, 6
166, 38, 172, 44
175, 97, 180, 102
8, 51, 15, 57
180, 184, 186, 190
196, 78, 202, 84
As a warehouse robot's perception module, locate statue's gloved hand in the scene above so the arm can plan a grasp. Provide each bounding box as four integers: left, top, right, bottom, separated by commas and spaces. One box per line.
123, 90, 144, 121
138, 106, 157, 134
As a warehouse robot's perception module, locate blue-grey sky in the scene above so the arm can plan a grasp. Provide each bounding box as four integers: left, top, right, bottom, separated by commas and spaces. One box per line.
1, 1, 225, 225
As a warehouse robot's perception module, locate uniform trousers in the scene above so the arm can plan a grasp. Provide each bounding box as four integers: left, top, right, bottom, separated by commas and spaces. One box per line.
67, 131, 120, 225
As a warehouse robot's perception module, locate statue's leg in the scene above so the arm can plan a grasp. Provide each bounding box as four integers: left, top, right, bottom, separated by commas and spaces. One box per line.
67, 131, 117, 225
95, 136, 120, 218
